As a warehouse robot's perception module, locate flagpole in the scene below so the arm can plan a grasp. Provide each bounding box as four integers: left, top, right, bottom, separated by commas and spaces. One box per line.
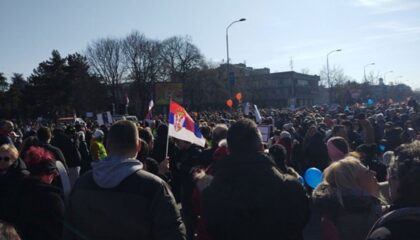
165, 98, 172, 158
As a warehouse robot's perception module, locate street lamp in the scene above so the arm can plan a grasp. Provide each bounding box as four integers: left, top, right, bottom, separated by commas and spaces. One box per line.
364, 62, 375, 82
326, 49, 342, 103
226, 18, 246, 97
383, 70, 393, 83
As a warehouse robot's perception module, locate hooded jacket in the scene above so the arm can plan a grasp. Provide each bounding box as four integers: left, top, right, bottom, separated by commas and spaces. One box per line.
65, 155, 186, 240
312, 184, 382, 240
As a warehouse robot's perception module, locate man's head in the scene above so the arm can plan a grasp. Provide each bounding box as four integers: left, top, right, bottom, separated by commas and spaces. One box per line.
37, 126, 52, 143
106, 120, 140, 158
0, 120, 14, 134
139, 127, 154, 150
227, 119, 262, 155
332, 124, 347, 139
388, 140, 420, 206
212, 124, 228, 146
25, 146, 58, 184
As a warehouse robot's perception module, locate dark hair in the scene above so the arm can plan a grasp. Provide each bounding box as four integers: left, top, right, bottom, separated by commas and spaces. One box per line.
356, 144, 377, 162
200, 126, 212, 140
137, 139, 149, 162
107, 120, 138, 155
341, 120, 352, 129
212, 124, 228, 145
331, 125, 345, 136
37, 126, 52, 142
400, 131, 412, 144
269, 144, 287, 172
139, 128, 153, 144
357, 113, 366, 120
392, 141, 420, 206
385, 127, 403, 150
227, 119, 262, 154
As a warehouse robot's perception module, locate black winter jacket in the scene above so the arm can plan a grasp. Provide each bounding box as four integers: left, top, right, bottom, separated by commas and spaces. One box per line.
202, 152, 310, 240
0, 158, 29, 221
65, 170, 186, 240
51, 134, 81, 168
367, 201, 420, 240
4, 178, 65, 240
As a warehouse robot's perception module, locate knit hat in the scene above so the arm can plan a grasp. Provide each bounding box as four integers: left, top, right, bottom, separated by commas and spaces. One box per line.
327, 137, 348, 162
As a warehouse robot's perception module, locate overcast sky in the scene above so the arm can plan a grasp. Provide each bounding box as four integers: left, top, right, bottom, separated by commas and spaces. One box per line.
1, 0, 419, 88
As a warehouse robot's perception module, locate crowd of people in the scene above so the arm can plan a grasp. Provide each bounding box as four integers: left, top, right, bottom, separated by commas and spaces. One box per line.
1, 99, 420, 240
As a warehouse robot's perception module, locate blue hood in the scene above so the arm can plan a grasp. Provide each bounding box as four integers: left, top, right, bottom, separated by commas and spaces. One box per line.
91, 156, 143, 188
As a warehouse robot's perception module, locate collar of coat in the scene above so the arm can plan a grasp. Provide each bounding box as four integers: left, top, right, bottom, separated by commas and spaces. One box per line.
215, 152, 276, 169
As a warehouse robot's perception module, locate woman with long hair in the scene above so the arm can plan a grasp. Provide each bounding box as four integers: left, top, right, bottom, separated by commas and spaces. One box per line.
313, 157, 384, 240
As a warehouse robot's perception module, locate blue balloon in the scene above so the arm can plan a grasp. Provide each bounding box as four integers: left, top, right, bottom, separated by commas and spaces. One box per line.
304, 167, 323, 189
379, 144, 386, 152
367, 98, 374, 106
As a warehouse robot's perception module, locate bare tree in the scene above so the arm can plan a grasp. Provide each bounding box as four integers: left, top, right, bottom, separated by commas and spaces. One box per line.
86, 37, 126, 106
160, 36, 204, 81
122, 31, 162, 114
300, 68, 310, 74
365, 71, 381, 85
319, 65, 352, 87
122, 31, 162, 84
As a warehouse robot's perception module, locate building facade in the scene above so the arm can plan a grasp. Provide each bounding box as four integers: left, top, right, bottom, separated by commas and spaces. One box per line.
183, 63, 320, 109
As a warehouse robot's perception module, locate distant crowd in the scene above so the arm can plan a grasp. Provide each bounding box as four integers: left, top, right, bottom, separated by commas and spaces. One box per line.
1, 98, 420, 240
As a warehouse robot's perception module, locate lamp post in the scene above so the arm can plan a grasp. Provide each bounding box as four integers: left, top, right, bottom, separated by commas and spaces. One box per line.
326, 49, 342, 104
364, 62, 375, 82
383, 70, 393, 83
226, 18, 246, 97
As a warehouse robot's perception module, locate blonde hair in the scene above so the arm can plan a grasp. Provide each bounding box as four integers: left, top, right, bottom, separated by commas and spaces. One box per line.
323, 156, 365, 192
321, 156, 382, 205
0, 144, 19, 161
0, 221, 21, 240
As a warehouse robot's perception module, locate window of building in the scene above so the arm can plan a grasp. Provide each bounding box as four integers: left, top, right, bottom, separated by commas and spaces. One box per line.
297, 79, 309, 86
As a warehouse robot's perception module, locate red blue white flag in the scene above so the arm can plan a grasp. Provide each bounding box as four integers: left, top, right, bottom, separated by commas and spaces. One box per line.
168, 100, 205, 147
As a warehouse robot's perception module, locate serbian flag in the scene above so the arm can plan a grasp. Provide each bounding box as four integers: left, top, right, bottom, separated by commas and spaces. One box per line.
168, 100, 206, 147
